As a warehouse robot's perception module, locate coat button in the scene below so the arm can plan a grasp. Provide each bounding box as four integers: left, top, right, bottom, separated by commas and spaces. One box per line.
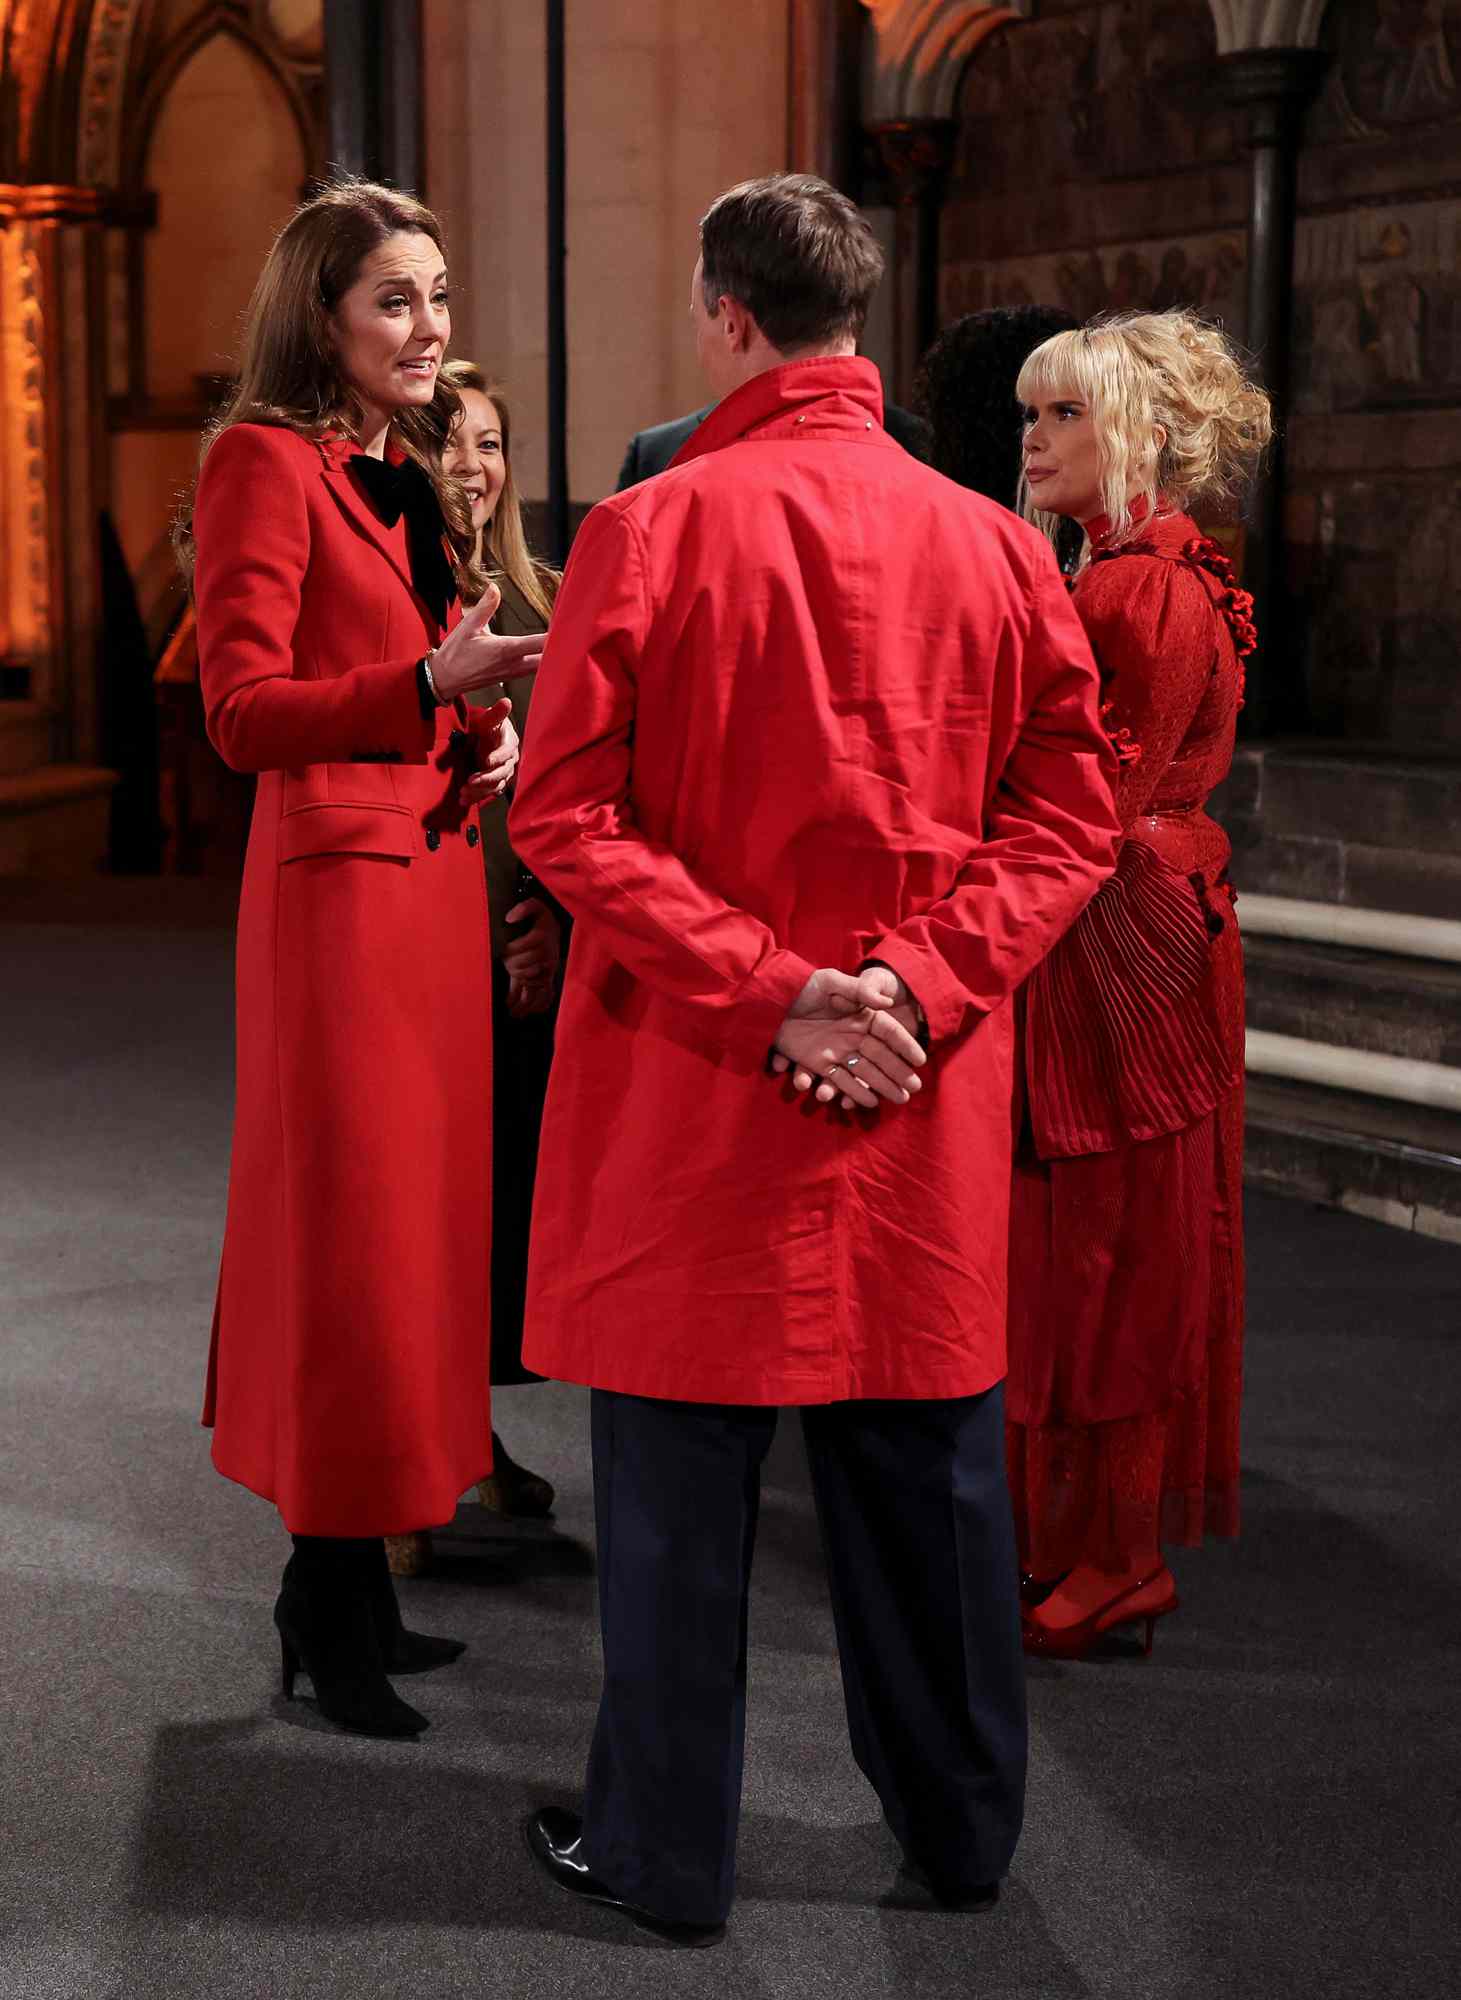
424, 828, 441, 852
465, 825, 480, 848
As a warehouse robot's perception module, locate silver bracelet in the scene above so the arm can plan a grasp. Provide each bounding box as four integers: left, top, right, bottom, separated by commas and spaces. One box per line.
421, 653, 448, 706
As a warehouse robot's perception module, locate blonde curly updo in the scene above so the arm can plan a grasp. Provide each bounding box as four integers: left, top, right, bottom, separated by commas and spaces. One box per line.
1016, 308, 1272, 551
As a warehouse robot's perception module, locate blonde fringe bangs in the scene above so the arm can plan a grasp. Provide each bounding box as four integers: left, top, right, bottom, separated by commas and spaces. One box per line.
1016, 310, 1272, 557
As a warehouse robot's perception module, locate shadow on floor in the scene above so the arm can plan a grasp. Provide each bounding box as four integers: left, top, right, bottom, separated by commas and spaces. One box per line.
126, 1717, 1089, 1990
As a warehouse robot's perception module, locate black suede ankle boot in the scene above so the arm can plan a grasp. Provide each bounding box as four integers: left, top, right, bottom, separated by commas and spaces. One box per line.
276, 1537, 429, 1738
365, 1537, 468, 1675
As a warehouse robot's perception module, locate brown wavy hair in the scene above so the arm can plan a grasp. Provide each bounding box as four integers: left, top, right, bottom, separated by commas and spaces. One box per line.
174, 177, 483, 595
440, 362, 559, 623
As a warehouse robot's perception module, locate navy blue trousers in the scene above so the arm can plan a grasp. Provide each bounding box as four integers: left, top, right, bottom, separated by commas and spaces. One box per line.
580, 1385, 1027, 1925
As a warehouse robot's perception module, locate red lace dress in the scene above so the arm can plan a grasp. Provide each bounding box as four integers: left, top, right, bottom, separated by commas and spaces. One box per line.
1005, 505, 1255, 1576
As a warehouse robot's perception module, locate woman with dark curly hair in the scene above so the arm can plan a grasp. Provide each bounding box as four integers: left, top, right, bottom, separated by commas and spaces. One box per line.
914, 304, 1079, 509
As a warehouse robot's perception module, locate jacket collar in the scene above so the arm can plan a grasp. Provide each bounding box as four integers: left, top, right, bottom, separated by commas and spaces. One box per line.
669, 356, 886, 470
1085, 491, 1182, 551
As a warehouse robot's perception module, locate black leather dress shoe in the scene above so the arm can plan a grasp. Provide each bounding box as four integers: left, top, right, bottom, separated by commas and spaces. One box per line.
521, 1807, 725, 1949
897, 1857, 1000, 1913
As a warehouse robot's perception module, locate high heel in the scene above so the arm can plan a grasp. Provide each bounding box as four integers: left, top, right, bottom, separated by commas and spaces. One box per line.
1019, 1569, 1067, 1609
366, 1537, 467, 1676
1021, 1566, 1179, 1661
275, 1539, 430, 1738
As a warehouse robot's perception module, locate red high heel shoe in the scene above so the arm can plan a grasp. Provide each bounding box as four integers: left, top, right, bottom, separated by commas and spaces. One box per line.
1019, 1570, 1068, 1609
1021, 1566, 1179, 1660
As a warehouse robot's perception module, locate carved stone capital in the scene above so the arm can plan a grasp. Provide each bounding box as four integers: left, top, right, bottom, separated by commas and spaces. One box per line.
0, 185, 107, 227
1208, 1, 1331, 55
1218, 46, 1330, 145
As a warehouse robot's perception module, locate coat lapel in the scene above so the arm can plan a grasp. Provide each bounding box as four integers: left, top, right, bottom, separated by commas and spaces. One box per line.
320, 459, 422, 606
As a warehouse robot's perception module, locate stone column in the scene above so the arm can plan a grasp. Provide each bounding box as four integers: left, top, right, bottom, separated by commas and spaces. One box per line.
789, 0, 866, 190
0, 182, 118, 869
868, 118, 957, 402
1212, 2, 1331, 731
0, 186, 109, 752
323, 0, 423, 192
856, 4, 1028, 400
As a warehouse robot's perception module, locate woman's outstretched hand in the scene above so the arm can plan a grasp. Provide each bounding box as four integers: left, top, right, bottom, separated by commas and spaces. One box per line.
430, 582, 545, 700
772, 968, 926, 1113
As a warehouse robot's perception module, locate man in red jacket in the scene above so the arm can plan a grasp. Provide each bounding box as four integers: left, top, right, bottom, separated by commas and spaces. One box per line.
511, 174, 1121, 1946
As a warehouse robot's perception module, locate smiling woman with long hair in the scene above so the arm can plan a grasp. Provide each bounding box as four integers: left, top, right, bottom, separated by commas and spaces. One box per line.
382, 363, 564, 1576
181, 179, 543, 1739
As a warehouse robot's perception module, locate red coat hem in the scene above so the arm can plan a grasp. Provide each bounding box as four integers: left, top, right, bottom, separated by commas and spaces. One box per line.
209, 1439, 489, 1538
519, 1354, 1007, 1406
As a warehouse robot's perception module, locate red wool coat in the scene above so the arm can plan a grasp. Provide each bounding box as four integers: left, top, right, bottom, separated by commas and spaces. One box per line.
509, 358, 1121, 1406
194, 423, 494, 1535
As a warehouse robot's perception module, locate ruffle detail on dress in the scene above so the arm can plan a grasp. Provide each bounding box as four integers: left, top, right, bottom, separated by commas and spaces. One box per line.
1023, 839, 1235, 1158
1099, 699, 1144, 768
1091, 531, 1258, 706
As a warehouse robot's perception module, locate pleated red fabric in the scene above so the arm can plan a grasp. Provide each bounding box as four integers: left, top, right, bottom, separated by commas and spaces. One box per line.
1023, 838, 1234, 1157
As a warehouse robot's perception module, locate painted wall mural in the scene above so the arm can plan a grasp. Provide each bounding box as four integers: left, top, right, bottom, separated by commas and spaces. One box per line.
943, 229, 1247, 331
1285, 2, 1461, 747
1293, 201, 1461, 416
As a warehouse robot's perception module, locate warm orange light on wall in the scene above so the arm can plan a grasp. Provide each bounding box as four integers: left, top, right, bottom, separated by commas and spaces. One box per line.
860, 0, 1021, 116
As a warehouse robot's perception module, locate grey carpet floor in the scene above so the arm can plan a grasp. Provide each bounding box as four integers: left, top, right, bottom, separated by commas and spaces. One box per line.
2, 911, 1459, 2000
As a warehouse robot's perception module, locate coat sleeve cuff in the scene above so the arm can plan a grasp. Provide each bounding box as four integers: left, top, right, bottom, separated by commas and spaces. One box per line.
378, 660, 439, 759
865, 938, 978, 1046
734, 946, 817, 1068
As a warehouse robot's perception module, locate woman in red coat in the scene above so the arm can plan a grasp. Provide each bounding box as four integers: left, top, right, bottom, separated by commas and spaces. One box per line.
1007, 310, 1270, 1656
180, 182, 543, 1737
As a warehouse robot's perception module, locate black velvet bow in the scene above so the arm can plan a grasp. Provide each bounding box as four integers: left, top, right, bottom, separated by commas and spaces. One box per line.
351, 452, 455, 629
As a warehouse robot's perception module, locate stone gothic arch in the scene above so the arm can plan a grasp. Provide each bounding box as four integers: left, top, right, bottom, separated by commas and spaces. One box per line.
78, 0, 147, 189
0, 0, 325, 871
859, 0, 1031, 122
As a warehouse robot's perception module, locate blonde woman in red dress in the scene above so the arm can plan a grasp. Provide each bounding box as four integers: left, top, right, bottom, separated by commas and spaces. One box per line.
1008, 309, 1270, 1658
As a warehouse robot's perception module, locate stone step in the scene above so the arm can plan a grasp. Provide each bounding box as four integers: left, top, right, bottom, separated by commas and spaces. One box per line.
1214, 742, 1461, 918
1244, 1073, 1461, 1240
0, 763, 118, 876
1243, 934, 1461, 1068
0, 701, 52, 777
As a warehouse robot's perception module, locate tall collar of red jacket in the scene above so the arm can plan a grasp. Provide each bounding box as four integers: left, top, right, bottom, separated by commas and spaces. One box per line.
1085, 490, 1181, 551
668, 355, 886, 471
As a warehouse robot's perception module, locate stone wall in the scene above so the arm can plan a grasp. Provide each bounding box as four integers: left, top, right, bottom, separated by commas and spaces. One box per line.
425, 0, 790, 511
939, 0, 1461, 754
940, 3, 1247, 334
1288, 1, 1461, 751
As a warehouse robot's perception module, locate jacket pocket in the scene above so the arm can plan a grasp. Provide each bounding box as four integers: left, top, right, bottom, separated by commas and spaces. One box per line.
278, 801, 418, 863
